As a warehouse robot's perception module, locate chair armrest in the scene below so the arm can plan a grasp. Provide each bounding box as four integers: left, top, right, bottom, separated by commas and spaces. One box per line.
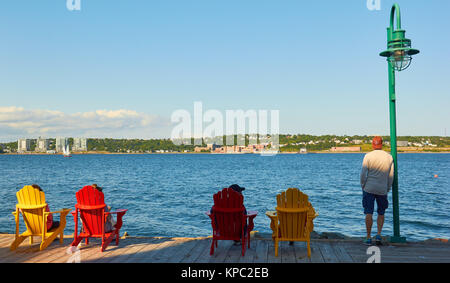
45, 208, 71, 215
308, 212, 319, 220
105, 209, 127, 230
105, 209, 128, 217
245, 211, 257, 232
205, 211, 211, 216
246, 211, 257, 223
105, 209, 128, 222
44, 209, 71, 222
265, 211, 277, 219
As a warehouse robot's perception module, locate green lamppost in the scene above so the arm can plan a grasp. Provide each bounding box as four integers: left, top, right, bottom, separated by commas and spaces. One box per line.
380, 4, 419, 243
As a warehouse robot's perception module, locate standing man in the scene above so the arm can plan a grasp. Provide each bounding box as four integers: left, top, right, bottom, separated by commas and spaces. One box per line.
360, 136, 394, 245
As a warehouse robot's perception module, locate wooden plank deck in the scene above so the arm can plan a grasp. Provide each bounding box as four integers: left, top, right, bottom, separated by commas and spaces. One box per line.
0, 234, 449, 263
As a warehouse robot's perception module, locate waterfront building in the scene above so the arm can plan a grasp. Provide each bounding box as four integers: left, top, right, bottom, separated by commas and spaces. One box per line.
226, 146, 236, 153
17, 139, 31, 152
397, 141, 409, 147
35, 137, 50, 152
55, 137, 69, 153
214, 147, 226, 153
206, 144, 221, 151
73, 138, 88, 151
194, 146, 209, 152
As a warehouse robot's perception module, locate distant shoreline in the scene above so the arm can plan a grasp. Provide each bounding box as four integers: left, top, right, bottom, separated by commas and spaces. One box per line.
2, 151, 449, 155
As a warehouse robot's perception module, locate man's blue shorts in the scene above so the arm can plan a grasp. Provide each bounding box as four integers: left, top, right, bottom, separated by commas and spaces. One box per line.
362, 191, 389, 215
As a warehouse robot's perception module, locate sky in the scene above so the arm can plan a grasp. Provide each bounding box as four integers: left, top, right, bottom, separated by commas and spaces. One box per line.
0, 0, 449, 142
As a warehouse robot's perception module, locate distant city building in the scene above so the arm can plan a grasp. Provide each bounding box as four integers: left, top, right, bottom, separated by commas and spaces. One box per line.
198, 143, 269, 154
17, 139, 31, 152
73, 138, 88, 151
397, 141, 409, 147
35, 137, 50, 152
55, 137, 69, 153
206, 144, 221, 151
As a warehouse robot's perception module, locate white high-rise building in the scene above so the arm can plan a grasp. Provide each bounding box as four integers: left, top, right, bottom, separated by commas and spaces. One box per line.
35, 137, 50, 152
55, 137, 69, 153
73, 138, 88, 152
18, 139, 31, 152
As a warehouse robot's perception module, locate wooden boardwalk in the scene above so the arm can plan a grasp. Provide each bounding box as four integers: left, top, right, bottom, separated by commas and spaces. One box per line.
0, 234, 449, 263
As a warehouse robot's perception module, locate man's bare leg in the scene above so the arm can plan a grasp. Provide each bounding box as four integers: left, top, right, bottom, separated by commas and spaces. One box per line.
377, 215, 384, 236
365, 214, 373, 239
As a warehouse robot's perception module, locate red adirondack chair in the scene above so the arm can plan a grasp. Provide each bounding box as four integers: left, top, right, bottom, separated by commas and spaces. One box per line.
70, 185, 127, 252
206, 188, 257, 256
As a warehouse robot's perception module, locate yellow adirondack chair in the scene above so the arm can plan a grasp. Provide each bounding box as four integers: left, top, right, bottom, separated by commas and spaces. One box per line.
265, 188, 318, 258
10, 185, 71, 251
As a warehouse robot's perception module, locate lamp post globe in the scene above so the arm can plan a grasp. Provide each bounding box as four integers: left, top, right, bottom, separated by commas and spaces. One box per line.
380, 5, 420, 71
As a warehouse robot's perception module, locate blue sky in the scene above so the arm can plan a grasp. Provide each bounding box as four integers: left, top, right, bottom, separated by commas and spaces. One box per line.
0, 0, 449, 141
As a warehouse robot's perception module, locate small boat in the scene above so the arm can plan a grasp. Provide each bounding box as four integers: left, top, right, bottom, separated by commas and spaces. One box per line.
63, 144, 72, 157
299, 148, 308, 154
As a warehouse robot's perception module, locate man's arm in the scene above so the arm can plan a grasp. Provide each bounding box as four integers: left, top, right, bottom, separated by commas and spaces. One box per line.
360, 155, 369, 189
387, 161, 394, 193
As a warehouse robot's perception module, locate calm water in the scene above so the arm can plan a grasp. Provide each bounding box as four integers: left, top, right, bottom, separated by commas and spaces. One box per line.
0, 153, 448, 241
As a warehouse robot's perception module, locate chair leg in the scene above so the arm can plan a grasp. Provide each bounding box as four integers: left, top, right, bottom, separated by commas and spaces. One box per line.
71, 237, 83, 248
307, 240, 311, 258
116, 231, 120, 245
29, 236, 33, 245
10, 236, 27, 251
40, 232, 60, 251
101, 233, 115, 252
210, 239, 215, 255
274, 239, 279, 257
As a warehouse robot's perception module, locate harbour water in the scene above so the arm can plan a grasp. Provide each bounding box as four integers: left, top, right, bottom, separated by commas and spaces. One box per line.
0, 153, 448, 241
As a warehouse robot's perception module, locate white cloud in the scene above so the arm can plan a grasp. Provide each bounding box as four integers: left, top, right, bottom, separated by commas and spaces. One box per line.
0, 106, 171, 141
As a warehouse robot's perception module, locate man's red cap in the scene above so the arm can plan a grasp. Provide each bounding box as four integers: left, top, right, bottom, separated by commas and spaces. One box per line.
372, 136, 383, 150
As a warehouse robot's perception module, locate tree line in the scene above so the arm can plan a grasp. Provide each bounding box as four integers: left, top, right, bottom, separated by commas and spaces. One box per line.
1, 135, 449, 153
